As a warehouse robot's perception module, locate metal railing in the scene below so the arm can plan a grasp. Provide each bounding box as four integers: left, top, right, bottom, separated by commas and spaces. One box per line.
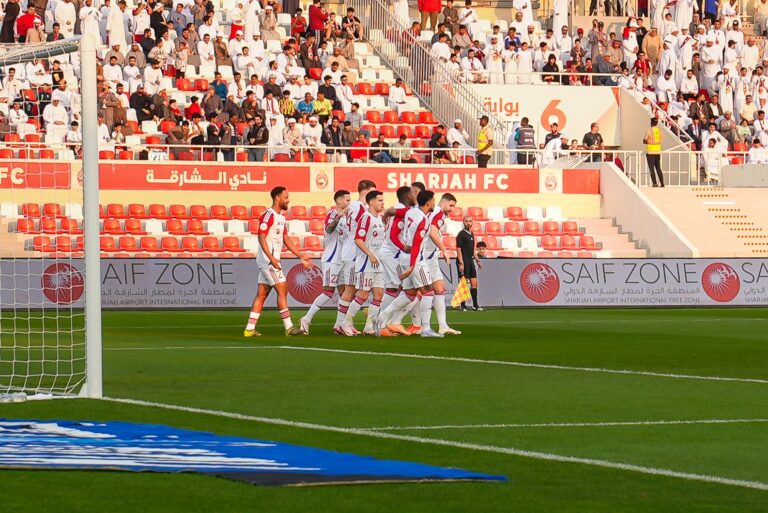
348, 0, 509, 163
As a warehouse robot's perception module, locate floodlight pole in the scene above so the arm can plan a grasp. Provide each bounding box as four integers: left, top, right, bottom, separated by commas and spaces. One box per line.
81, 33, 103, 398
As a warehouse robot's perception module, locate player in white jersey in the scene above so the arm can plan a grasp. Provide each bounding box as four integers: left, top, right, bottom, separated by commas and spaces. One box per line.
244, 186, 312, 337
299, 189, 351, 334
341, 190, 386, 336
334, 179, 377, 334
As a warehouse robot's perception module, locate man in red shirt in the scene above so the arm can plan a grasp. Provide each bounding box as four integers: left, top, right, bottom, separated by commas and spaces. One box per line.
15, 5, 42, 41
349, 133, 369, 162
308, 0, 328, 41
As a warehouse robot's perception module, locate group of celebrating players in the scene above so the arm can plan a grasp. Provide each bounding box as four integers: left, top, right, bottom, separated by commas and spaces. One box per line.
243, 179, 462, 338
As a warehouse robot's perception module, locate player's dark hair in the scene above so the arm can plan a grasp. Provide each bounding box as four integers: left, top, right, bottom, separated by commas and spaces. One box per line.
366, 190, 383, 203
417, 190, 435, 206
358, 179, 376, 192
396, 186, 412, 203
270, 186, 287, 199
476, 241, 487, 248
411, 181, 426, 191
334, 189, 350, 201
441, 193, 457, 202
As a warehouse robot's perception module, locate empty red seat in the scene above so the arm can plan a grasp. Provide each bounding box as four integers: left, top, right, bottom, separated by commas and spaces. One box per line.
189, 205, 209, 219
16, 218, 37, 233
332, 110, 345, 122
580, 236, 597, 250
0, 148, 13, 158
187, 219, 207, 235
5, 133, 20, 144
40, 218, 57, 233
166, 220, 186, 234
55, 236, 73, 251
313, 153, 329, 162
101, 236, 118, 251
251, 206, 266, 219
411, 139, 427, 149
22, 203, 40, 217
304, 236, 322, 251
443, 235, 457, 250
401, 111, 417, 124
290, 206, 310, 220
38, 149, 54, 159
561, 221, 579, 235
308, 67, 322, 80
356, 82, 373, 95
118, 235, 137, 251
504, 222, 521, 235
470, 223, 481, 234
124, 219, 145, 234
182, 236, 201, 252
210, 205, 229, 219
309, 219, 324, 235
362, 124, 377, 138
161, 236, 181, 251
149, 204, 168, 219
538, 251, 555, 258
518, 251, 535, 258
541, 235, 559, 251
507, 206, 527, 221
99, 150, 115, 159
169, 204, 189, 219
467, 207, 487, 221
202, 237, 220, 251
236, 151, 249, 161
366, 110, 382, 123
379, 125, 395, 138
146, 135, 162, 146
560, 235, 577, 251
222, 236, 244, 252
127, 203, 147, 218
176, 78, 193, 91
194, 79, 209, 91
178, 151, 195, 161
231, 205, 248, 219
139, 237, 157, 251
414, 125, 431, 138
485, 222, 501, 235
60, 218, 82, 234
449, 206, 464, 221
103, 219, 123, 234
375, 83, 389, 96
310, 205, 328, 219
557, 251, 574, 258
33, 235, 53, 251
577, 251, 595, 258
106, 203, 125, 218
383, 110, 399, 124
543, 221, 560, 235
118, 150, 134, 160
523, 221, 542, 236
160, 120, 176, 133
43, 203, 63, 217
418, 111, 436, 124
274, 153, 291, 162
483, 235, 501, 250
397, 125, 414, 138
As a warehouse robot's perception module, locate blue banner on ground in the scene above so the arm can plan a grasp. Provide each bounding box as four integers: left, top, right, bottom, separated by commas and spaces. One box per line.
0, 420, 506, 486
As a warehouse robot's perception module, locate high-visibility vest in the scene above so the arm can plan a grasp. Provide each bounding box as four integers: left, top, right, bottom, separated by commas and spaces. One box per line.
477, 126, 491, 154
646, 126, 661, 153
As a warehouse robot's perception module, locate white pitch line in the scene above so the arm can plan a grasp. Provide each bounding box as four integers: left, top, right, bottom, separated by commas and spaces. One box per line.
101, 397, 768, 492
362, 418, 768, 431
102, 344, 768, 385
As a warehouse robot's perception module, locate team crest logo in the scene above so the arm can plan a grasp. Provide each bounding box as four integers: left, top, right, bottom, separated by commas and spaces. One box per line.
287, 264, 323, 304
544, 174, 558, 192
41, 263, 85, 305
315, 171, 329, 190
701, 263, 740, 302
520, 263, 560, 303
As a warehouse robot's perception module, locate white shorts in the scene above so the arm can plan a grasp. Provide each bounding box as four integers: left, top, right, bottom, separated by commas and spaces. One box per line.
356, 271, 385, 291
427, 258, 444, 283
399, 253, 416, 289
340, 261, 357, 286
321, 261, 342, 288
411, 261, 433, 289
379, 251, 402, 288
258, 264, 286, 286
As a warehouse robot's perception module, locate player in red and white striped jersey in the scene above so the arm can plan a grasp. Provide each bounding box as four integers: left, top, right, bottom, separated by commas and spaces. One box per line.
244, 186, 312, 337
299, 189, 351, 334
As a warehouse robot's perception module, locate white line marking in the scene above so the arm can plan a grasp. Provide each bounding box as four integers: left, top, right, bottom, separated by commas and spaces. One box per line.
101, 397, 768, 492
104, 318, 768, 330
362, 418, 768, 431
102, 344, 768, 384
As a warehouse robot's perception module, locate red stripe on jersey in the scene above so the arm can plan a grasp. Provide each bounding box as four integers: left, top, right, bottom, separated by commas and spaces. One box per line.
324, 209, 337, 229
355, 214, 371, 241
410, 218, 427, 268
388, 207, 410, 250
258, 209, 275, 235
430, 211, 445, 228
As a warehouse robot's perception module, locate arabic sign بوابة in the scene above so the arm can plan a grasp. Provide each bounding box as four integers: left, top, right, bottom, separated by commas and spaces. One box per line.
98, 163, 311, 191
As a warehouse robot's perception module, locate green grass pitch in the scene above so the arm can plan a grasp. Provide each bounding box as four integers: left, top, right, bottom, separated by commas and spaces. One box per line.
2, 307, 768, 512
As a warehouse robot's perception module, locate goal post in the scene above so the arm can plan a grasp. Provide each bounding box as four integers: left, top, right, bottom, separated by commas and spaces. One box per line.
0, 35, 101, 399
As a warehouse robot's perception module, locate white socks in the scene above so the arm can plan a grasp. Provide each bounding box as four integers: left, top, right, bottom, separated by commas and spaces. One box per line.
419, 291, 434, 331
305, 290, 335, 322
434, 293, 448, 330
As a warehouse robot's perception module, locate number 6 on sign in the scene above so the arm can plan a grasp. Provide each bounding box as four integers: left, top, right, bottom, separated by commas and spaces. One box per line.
541, 100, 567, 132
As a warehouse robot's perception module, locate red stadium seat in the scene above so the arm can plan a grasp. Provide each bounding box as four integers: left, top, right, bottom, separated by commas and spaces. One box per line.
40, 218, 57, 233
17, 149, 34, 159
577, 251, 595, 258
356, 82, 373, 95
332, 110, 345, 122
231, 205, 248, 219
414, 125, 431, 138
560, 235, 577, 251
124, 219, 145, 234
308, 67, 322, 80
176, 78, 193, 91
310, 205, 328, 219
161, 237, 181, 252
223, 236, 244, 252
160, 120, 176, 133
166, 220, 186, 234
362, 124, 377, 138
55, 236, 73, 251
418, 111, 436, 124
483, 235, 501, 250
210, 205, 229, 219
251, 205, 266, 219
309, 219, 325, 235
375, 83, 390, 96
118, 150, 134, 160
100, 236, 117, 251
189, 205, 209, 219
178, 151, 195, 161
313, 153, 329, 162
32, 235, 53, 251
294, 151, 310, 162
145, 135, 162, 146
248, 219, 260, 234
149, 204, 168, 219
379, 125, 395, 138
236, 151, 249, 161
523, 221, 542, 236
187, 219, 207, 235
5, 133, 20, 144
504, 222, 521, 235
60, 218, 82, 234
543, 221, 560, 235
410, 139, 426, 149
484, 222, 501, 235
366, 110, 382, 123
103, 219, 123, 234
561, 221, 579, 235
43, 203, 63, 217
194, 79, 210, 91
537, 251, 554, 258
0, 148, 13, 158
119, 235, 138, 251
443, 235, 456, 250
401, 111, 416, 124
518, 251, 535, 258
470, 223, 481, 234
202, 152, 216, 162
580, 236, 597, 250
290, 206, 310, 220
16, 218, 37, 233
449, 206, 464, 221
383, 110, 399, 124
99, 150, 115, 160
128, 203, 147, 218
397, 125, 414, 138
182, 237, 202, 252
106, 203, 125, 218
557, 251, 574, 258
304, 236, 322, 251
507, 207, 527, 221
22, 203, 40, 217
169, 204, 189, 219
202, 237, 220, 251
25, 133, 41, 143
274, 153, 291, 161
467, 207, 487, 221
541, 235, 559, 251
125, 121, 141, 134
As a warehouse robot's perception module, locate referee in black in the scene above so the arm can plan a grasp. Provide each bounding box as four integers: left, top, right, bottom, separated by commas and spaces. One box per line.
456, 216, 483, 311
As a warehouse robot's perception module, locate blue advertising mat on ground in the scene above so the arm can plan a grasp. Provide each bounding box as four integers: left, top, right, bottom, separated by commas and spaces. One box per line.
0, 419, 506, 486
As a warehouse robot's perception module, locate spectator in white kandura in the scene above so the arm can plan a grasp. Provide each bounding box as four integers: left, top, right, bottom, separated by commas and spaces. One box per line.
55, 0, 77, 38
143, 59, 163, 96
656, 69, 677, 102
447, 119, 471, 149
43, 97, 69, 138
8, 101, 33, 137
388, 78, 408, 115
431, 33, 451, 62
335, 74, 354, 113
748, 139, 768, 164
96, 113, 112, 143
197, 33, 216, 69
461, 49, 486, 83
303, 115, 325, 153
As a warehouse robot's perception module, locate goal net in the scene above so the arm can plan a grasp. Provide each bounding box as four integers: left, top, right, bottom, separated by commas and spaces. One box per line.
0, 37, 99, 399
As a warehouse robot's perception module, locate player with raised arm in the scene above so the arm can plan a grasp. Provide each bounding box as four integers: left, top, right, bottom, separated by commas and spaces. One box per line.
244, 186, 312, 337
334, 179, 377, 335
341, 190, 386, 336
299, 189, 351, 334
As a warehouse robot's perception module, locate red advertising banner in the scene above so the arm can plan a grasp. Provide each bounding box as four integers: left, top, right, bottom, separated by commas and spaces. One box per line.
563, 169, 600, 194
0, 161, 71, 189
334, 166, 540, 193
99, 163, 311, 192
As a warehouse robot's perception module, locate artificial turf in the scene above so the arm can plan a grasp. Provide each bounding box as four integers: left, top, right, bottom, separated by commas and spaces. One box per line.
1, 307, 768, 512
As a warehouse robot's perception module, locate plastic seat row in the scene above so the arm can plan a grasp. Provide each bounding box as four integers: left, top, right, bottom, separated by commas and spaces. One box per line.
443, 234, 597, 251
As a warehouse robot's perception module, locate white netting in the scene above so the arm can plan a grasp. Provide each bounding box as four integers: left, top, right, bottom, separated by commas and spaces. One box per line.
0, 38, 87, 396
